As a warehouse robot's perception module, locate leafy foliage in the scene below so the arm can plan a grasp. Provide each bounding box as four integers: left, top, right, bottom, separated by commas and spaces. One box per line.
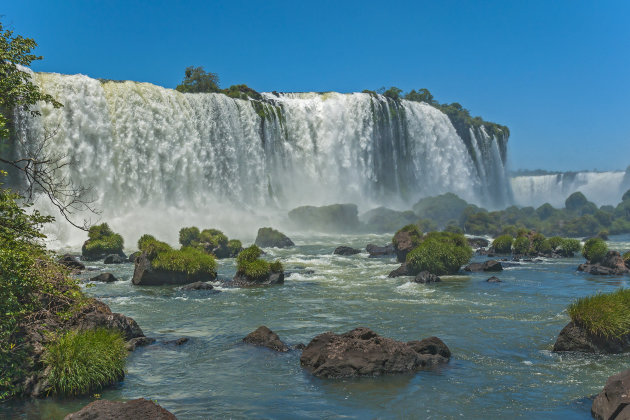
179, 227, 200, 247
492, 235, 513, 254
175, 66, 220, 93
582, 238, 608, 263
236, 245, 282, 281
568, 289, 630, 338
512, 236, 530, 255
43, 328, 126, 396
405, 232, 472, 276
138, 236, 172, 260
152, 247, 217, 276
393, 224, 423, 248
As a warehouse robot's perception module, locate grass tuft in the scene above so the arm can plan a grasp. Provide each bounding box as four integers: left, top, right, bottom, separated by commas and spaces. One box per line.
567, 289, 630, 338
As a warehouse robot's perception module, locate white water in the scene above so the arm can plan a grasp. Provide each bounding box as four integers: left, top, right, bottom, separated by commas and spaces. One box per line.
511, 170, 630, 208
14, 72, 511, 248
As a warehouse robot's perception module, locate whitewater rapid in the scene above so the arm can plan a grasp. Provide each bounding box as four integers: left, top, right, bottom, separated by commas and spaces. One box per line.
13, 72, 511, 247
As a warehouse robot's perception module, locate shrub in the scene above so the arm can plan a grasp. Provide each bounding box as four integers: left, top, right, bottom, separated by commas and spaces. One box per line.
444, 223, 464, 234
512, 237, 530, 255
548, 236, 564, 251
393, 224, 422, 248
199, 229, 228, 249
567, 289, 630, 338
565, 192, 588, 211
242, 259, 271, 281
152, 247, 217, 276
43, 328, 126, 396
227, 239, 242, 257
236, 245, 263, 265
583, 238, 608, 263
622, 251, 630, 262
270, 260, 283, 273
137, 234, 156, 250
492, 235, 513, 254
559, 238, 582, 257
405, 232, 472, 276
82, 223, 124, 259
138, 237, 172, 260
179, 227, 200, 247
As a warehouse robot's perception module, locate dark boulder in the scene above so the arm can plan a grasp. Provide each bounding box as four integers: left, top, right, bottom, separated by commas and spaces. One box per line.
90, 273, 118, 283
486, 276, 502, 283
132, 252, 216, 286
467, 237, 490, 249
388, 263, 411, 278
333, 246, 361, 256
165, 337, 189, 346
243, 326, 289, 352
64, 398, 177, 420
125, 336, 156, 351
68, 299, 145, 341
578, 251, 629, 276
57, 254, 85, 270
180, 281, 217, 291
366, 243, 395, 258
104, 254, 125, 264
413, 271, 441, 284
232, 271, 284, 288
553, 321, 630, 353
464, 260, 503, 272
128, 251, 140, 262
591, 368, 630, 420
254, 227, 294, 248
300, 327, 450, 378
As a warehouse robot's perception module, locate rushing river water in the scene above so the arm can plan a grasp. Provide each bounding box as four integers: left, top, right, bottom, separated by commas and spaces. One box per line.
4, 233, 630, 419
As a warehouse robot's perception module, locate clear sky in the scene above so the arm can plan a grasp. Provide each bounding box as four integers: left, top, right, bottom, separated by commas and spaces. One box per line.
3, 0, 629, 172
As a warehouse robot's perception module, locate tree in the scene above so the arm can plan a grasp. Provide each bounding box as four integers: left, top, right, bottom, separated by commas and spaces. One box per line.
0, 20, 95, 230
175, 66, 220, 93
404, 88, 436, 105
382, 86, 403, 100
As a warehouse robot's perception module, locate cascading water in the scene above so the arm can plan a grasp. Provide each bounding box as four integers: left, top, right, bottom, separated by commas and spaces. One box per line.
13, 72, 511, 247
510, 170, 630, 208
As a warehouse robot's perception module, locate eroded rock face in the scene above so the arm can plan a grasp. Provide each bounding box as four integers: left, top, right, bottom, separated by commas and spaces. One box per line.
132, 252, 216, 286
553, 321, 630, 353
334, 246, 361, 256
578, 251, 630, 276
464, 260, 503, 272
366, 243, 395, 258
413, 271, 441, 284
388, 263, 411, 278
591, 368, 630, 420
243, 326, 289, 352
67, 300, 145, 341
392, 230, 418, 263
300, 327, 450, 378
64, 398, 177, 420
254, 227, 295, 248
104, 254, 125, 264
57, 254, 85, 270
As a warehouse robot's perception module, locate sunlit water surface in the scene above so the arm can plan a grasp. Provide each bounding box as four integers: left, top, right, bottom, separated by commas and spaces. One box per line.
4, 234, 630, 419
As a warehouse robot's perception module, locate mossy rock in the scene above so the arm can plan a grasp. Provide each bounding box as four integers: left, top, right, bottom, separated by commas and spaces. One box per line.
82, 223, 124, 261
232, 245, 284, 287
255, 227, 294, 248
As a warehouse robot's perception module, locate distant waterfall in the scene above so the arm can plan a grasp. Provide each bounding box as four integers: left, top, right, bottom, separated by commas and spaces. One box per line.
14, 72, 511, 246
510, 170, 629, 208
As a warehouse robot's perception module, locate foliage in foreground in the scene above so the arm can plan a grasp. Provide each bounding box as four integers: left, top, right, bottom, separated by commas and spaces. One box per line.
568, 289, 630, 338
236, 245, 283, 281
43, 328, 126, 396
405, 232, 472, 276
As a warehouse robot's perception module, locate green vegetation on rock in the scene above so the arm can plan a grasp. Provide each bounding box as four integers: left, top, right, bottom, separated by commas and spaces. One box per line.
236, 245, 283, 281
82, 223, 124, 260
254, 227, 294, 248
568, 289, 630, 338
177, 226, 240, 257
512, 236, 530, 255
492, 235, 513, 254
43, 328, 126, 396
583, 238, 608, 263
138, 236, 172, 260
152, 247, 217, 276
405, 232, 472, 276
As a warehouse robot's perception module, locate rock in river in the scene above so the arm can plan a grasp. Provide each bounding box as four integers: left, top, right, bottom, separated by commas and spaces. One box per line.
591, 368, 630, 420
64, 398, 177, 420
553, 321, 630, 353
90, 272, 118, 283
413, 271, 441, 284
464, 260, 503, 272
243, 326, 289, 352
333, 246, 361, 256
300, 327, 450, 378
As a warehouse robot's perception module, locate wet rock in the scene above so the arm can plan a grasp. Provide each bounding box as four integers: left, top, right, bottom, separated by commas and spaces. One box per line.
392, 229, 419, 262
294, 343, 306, 350
486, 276, 501, 283
125, 336, 156, 351
64, 398, 177, 420
57, 254, 85, 270
300, 327, 450, 378
333, 246, 361, 256
366, 243, 395, 258
232, 271, 284, 287
68, 299, 145, 341
553, 321, 630, 353
467, 237, 490, 249
165, 337, 189, 346
591, 368, 630, 420
413, 271, 441, 284
132, 252, 217, 286
104, 254, 125, 264
464, 260, 503, 272
90, 273, 118, 283
128, 251, 140, 263
254, 227, 294, 248
180, 281, 217, 291
243, 326, 289, 352
578, 251, 629, 276
388, 263, 411, 278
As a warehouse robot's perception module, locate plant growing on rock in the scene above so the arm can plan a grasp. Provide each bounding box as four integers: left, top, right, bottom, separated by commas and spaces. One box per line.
512, 236, 530, 255
405, 232, 472, 276
583, 238, 608, 263
227, 239, 243, 257
567, 289, 630, 338
236, 245, 282, 281
138, 236, 172, 260
179, 227, 200, 247
492, 235, 513, 254
82, 223, 124, 260
43, 328, 126, 396
152, 247, 217, 277
558, 238, 582, 257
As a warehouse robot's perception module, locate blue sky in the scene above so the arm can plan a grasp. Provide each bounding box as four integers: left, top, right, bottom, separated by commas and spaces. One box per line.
3, 0, 629, 172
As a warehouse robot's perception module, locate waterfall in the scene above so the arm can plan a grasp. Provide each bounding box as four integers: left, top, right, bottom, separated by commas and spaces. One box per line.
14, 72, 511, 247
510, 170, 629, 208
